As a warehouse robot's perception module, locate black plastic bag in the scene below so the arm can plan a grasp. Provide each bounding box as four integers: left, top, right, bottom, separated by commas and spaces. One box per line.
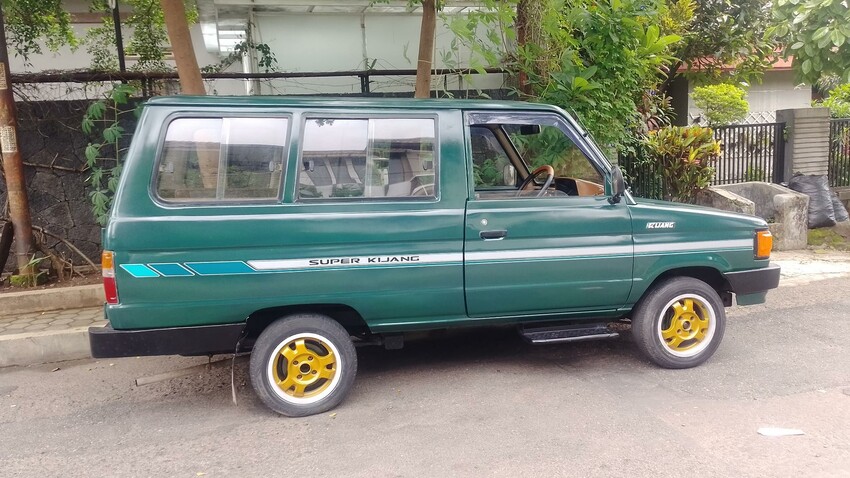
832, 192, 850, 222
788, 174, 836, 228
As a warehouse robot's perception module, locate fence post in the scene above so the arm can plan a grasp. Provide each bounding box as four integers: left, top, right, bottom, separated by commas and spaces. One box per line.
775, 108, 831, 182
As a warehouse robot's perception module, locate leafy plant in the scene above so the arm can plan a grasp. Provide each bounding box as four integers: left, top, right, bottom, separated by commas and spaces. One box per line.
82, 84, 139, 225
473, 158, 506, 187
85, 0, 199, 73
744, 166, 767, 182
691, 83, 749, 126
816, 83, 850, 118
643, 125, 721, 203
2, 0, 77, 63
769, 0, 850, 84
445, 0, 682, 151
9, 255, 47, 287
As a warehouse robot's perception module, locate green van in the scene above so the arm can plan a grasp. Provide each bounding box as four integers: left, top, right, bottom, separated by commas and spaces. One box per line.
89, 96, 779, 416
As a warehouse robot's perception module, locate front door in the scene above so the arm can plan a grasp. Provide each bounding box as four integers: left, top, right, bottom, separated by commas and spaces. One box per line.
463, 112, 634, 319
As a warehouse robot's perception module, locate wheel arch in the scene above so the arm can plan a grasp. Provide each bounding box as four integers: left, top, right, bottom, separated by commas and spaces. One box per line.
245, 303, 370, 341
640, 266, 733, 307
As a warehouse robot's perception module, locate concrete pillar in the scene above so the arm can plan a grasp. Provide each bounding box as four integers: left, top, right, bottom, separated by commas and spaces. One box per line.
776, 108, 831, 182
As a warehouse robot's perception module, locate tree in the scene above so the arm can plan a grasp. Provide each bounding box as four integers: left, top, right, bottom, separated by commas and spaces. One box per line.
160, 0, 204, 94
691, 83, 749, 126
414, 0, 438, 98
1, 0, 75, 64
770, 0, 850, 85
446, 0, 682, 149
0, 0, 77, 281
660, 0, 776, 93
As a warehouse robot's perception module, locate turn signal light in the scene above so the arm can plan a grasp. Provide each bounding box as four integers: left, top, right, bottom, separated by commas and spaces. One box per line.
102, 250, 119, 304
755, 230, 772, 260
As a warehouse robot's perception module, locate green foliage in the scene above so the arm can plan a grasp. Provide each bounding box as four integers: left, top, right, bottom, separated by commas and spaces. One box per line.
691, 83, 749, 126
10, 255, 47, 287
816, 84, 850, 118
446, 0, 682, 151
473, 158, 506, 187
85, 0, 198, 72
672, 0, 776, 85
82, 83, 139, 225
2, 0, 76, 63
643, 125, 720, 203
769, 0, 850, 84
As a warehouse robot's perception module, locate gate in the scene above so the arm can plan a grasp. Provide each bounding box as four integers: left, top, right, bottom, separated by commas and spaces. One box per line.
829, 118, 850, 187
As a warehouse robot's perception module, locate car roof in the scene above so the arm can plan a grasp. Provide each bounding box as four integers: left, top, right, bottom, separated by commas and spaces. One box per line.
145, 95, 564, 113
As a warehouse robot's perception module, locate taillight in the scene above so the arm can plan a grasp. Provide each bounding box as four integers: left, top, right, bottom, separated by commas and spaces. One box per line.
102, 251, 119, 304
755, 230, 772, 260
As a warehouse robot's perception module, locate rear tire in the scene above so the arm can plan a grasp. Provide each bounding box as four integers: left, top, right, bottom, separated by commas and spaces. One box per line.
632, 277, 726, 369
250, 314, 357, 417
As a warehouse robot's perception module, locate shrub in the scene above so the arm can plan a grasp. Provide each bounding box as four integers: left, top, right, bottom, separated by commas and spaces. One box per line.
643, 126, 721, 203
691, 84, 749, 126
817, 84, 850, 118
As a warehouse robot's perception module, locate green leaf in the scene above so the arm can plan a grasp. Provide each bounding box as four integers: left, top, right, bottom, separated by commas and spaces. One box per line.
802, 58, 812, 74
84, 144, 100, 164
790, 42, 805, 50
812, 26, 830, 41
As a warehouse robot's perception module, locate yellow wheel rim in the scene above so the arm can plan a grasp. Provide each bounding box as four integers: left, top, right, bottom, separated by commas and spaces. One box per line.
269, 333, 339, 403
658, 294, 716, 358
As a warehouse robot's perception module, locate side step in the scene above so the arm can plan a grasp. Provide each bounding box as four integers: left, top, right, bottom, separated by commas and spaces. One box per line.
520, 323, 619, 344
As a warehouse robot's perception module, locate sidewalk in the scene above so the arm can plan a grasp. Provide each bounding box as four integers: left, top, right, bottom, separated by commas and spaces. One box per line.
1, 250, 849, 368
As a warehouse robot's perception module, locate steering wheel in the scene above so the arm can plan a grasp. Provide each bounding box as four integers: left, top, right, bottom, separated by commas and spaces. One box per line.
516, 165, 555, 197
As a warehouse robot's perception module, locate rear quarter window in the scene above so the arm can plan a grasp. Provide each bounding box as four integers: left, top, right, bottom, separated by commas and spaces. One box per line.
155, 116, 289, 203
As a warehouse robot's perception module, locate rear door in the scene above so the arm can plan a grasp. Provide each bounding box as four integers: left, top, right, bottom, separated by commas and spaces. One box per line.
463, 111, 634, 319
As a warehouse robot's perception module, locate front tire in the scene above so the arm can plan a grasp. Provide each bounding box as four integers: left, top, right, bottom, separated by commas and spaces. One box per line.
249, 314, 357, 417
632, 277, 726, 369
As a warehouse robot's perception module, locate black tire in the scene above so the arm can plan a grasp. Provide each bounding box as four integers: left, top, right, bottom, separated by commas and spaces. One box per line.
249, 314, 357, 417
631, 277, 726, 369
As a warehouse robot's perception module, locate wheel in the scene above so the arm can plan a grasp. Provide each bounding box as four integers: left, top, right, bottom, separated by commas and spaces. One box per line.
631, 277, 726, 369
516, 165, 555, 197
249, 314, 357, 417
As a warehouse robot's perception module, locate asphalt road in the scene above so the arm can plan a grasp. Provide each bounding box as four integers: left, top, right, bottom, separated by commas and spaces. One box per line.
2, 276, 849, 477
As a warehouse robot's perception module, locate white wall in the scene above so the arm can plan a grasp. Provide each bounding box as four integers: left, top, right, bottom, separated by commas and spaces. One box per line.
253, 12, 505, 95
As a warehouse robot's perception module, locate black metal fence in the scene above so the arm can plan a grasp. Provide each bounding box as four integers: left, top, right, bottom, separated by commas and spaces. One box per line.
829, 118, 850, 187
620, 122, 786, 199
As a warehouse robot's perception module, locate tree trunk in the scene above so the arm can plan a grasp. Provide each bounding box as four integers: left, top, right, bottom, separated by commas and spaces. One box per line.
160, 0, 205, 95
0, 5, 35, 277
516, 0, 531, 96
414, 0, 437, 99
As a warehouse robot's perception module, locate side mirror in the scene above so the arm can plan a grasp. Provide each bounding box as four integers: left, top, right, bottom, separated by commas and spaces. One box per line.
503, 165, 516, 186
519, 124, 541, 135
609, 166, 625, 204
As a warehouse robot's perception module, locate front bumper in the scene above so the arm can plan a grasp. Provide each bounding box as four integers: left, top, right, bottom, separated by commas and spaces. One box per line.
724, 264, 781, 295
89, 322, 244, 358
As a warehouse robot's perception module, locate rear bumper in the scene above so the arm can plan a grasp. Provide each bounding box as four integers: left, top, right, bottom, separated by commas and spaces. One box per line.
724, 264, 781, 295
89, 322, 244, 358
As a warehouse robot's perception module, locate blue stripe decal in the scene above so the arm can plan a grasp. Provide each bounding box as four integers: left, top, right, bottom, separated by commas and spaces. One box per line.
149, 263, 194, 277
185, 261, 256, 275
120, 264, 160, 278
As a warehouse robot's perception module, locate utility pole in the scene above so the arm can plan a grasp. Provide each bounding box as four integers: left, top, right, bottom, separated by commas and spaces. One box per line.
109, 0, 127, 74
0, 4, 34, 278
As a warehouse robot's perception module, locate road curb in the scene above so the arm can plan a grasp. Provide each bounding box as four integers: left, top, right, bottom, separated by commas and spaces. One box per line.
0, 326, 94, 367
0, 284, 103, 315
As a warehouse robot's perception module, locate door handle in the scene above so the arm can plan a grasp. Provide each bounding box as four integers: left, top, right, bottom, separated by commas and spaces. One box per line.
480, 229, 508, 240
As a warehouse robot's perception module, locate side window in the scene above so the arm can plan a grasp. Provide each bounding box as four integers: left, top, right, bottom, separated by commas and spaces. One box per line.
509, 124, 603, 186
471, 126, 516, 189
299, 117, 436, 200
156, 117, 288, 202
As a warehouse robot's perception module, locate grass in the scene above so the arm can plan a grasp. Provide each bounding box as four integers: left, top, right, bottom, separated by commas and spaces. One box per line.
808, 227, 850, 251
